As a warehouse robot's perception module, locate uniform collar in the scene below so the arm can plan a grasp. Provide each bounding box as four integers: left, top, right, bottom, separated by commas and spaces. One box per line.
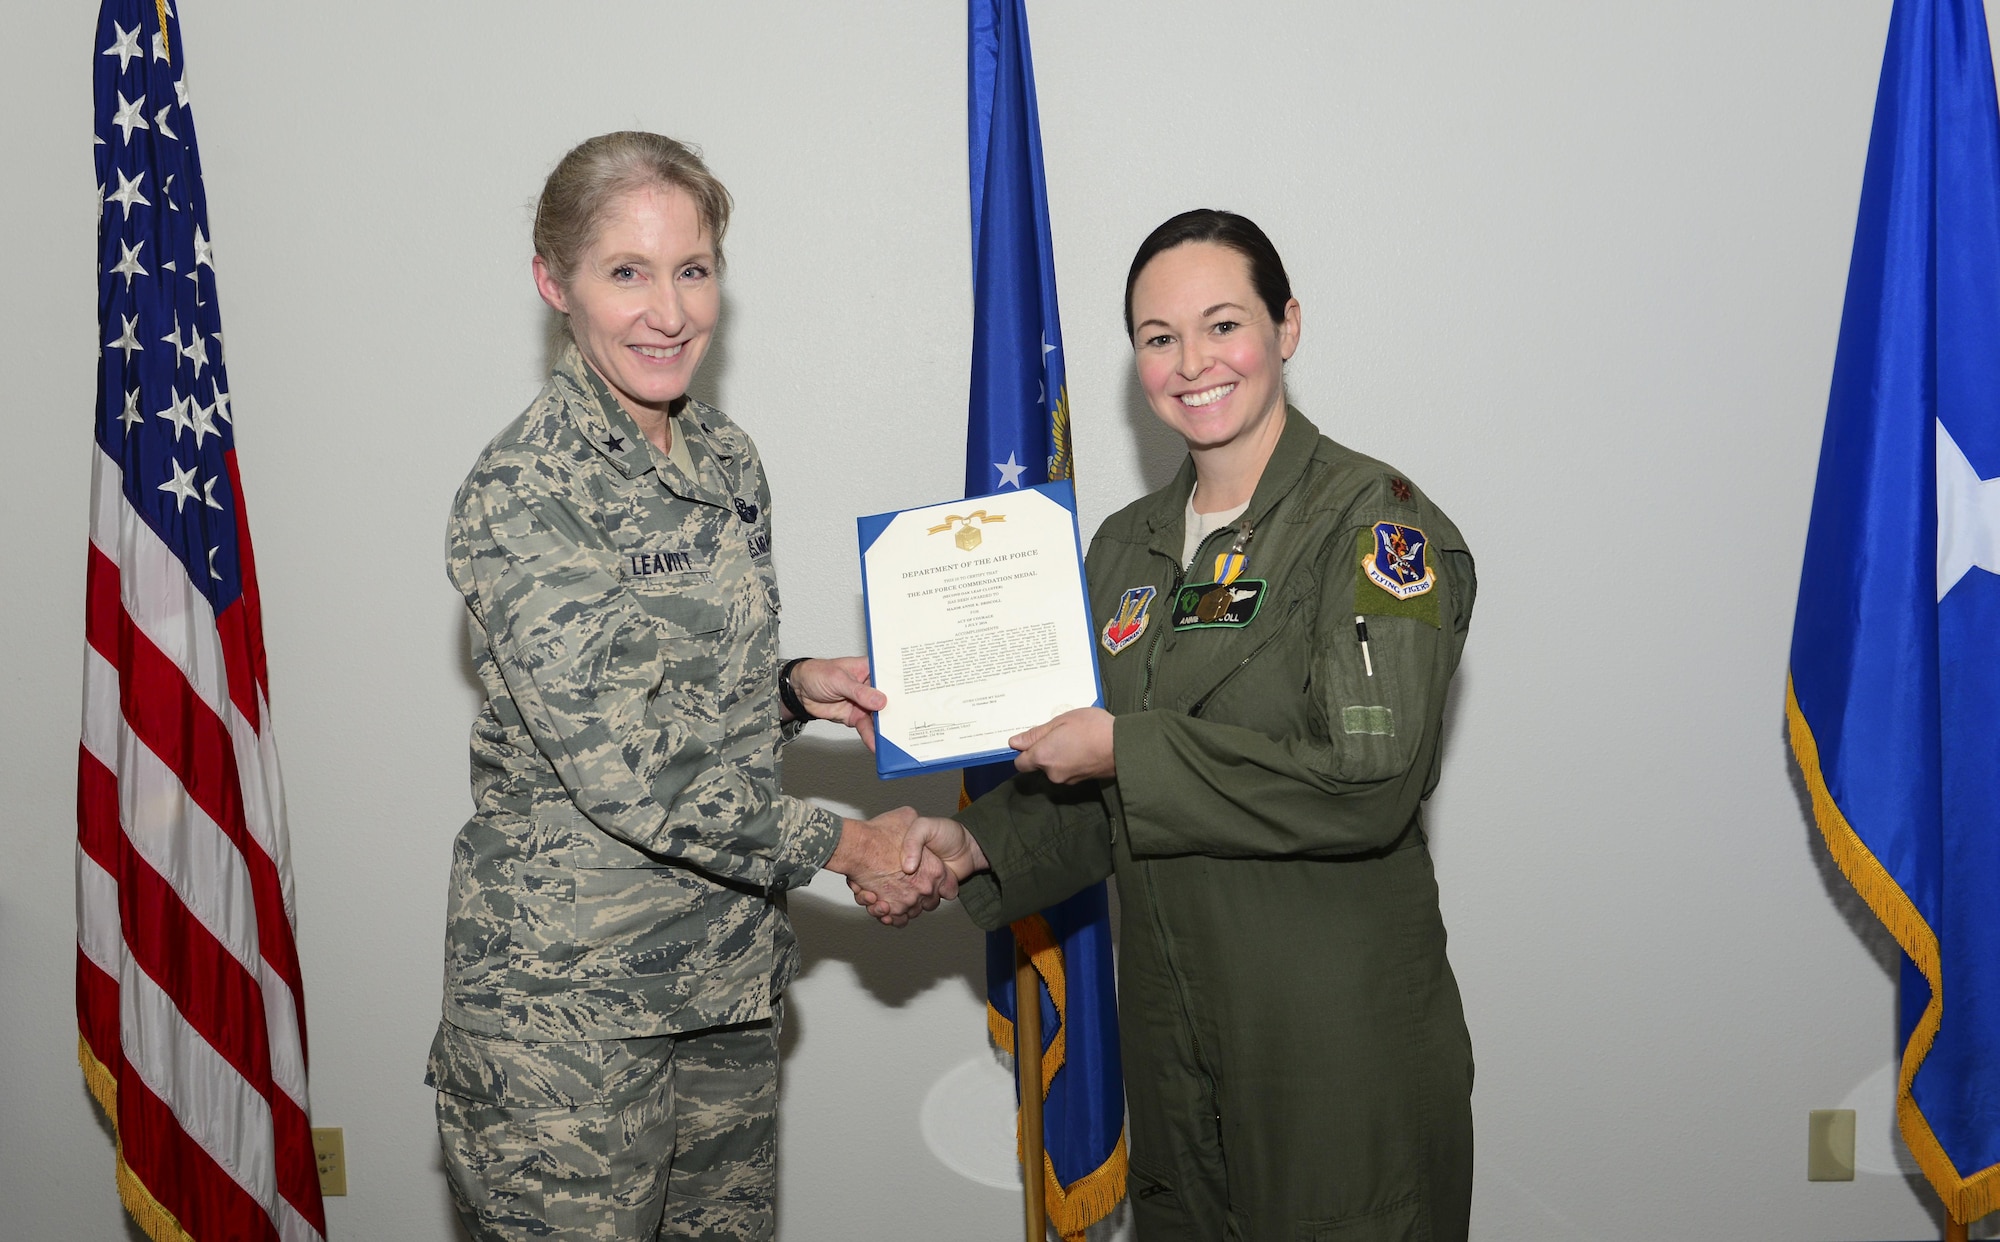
552, 343, 740, 497
1144, 405, 1322, 561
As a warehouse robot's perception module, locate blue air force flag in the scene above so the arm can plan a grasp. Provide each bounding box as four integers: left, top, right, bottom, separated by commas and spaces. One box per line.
964, 1, 1127, 1236
1787, 0, 2000, 1222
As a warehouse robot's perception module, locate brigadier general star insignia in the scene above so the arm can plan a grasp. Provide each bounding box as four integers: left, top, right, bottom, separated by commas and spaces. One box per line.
601, 433, 626, 453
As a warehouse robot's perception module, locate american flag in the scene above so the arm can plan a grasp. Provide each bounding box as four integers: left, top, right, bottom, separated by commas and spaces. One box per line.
79, 2, 327, 1239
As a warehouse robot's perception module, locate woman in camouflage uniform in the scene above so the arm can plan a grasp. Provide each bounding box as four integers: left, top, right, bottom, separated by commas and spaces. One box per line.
895, 211, 1477, 1241
429, 132, 946, 1242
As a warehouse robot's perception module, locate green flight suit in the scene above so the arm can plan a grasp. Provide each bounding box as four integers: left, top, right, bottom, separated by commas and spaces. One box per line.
957, 407, 1475, 1242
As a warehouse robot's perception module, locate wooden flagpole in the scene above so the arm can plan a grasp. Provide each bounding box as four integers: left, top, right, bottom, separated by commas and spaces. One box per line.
1016, 941, 1047, 1242
1945, 1217, 1966, 1242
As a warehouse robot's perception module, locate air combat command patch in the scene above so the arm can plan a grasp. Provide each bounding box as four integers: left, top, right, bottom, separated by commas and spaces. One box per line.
1363, 522, 1435, 600
1101, 585, 1157, 655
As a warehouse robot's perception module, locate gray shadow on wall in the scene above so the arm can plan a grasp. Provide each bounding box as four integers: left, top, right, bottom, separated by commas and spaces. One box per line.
1121, 366, 1189, 496
1784, 708, 1900, 982
1781, 706, 1948, 1230
540, 304, 568, 376
1427, 664, 1473, 850
684, 291, 734, 413
777, 736, 987, 1042
81, 1094, 156, 1242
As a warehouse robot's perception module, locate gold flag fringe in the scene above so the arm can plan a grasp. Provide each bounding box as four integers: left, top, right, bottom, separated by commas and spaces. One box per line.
985, 913, 1128, 1239
965, 774, 1127, 1238
78, 1035, 198, 1242
1033, 1132, 1128, 1242
1012, 914, 1067, 1095
152, 0, 170, 63
1786, 676, 2000, 1224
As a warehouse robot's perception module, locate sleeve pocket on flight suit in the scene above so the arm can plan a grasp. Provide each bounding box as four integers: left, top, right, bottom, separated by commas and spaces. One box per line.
1317, 611, 1433, 785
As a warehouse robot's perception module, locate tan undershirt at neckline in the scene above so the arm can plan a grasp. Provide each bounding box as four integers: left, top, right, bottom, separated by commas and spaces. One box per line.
665, 416, 696, 478
1182, 494, 1250, 571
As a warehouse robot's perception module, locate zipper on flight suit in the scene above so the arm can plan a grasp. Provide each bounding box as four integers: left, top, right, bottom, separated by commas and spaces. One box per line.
1136, 531, 1235, 1151
1185, 594, 1306, 719
1140, 521, 1248, 711
1139, 561, 1184, 711
1201, 523, 1358, 717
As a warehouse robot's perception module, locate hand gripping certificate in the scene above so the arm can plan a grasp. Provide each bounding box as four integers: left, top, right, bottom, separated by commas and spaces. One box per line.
858, 480, 1104, 779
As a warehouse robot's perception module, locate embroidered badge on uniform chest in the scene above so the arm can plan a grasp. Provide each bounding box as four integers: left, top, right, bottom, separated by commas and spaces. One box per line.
1101, 586, 1156, 655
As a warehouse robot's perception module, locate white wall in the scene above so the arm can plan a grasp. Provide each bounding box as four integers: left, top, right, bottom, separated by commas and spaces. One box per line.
0, 2, 1960, 1238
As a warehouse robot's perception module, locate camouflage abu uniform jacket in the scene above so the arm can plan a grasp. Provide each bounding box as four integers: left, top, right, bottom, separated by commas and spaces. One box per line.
441, 344, 842, 1043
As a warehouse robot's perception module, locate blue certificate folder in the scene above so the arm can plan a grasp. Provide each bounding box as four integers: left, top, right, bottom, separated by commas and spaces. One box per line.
858, 479, 1104, 780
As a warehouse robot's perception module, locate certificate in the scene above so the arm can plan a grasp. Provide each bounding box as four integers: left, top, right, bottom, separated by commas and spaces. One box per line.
858, 480, 1103, 779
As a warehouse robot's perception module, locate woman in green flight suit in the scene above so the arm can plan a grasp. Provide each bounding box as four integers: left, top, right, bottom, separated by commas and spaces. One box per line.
894, 210, 1476, 1241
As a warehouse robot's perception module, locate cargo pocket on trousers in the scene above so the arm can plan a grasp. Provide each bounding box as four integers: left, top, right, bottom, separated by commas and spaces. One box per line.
1128, 1156, 1182, 1209
1300, 1192, 1423, 1241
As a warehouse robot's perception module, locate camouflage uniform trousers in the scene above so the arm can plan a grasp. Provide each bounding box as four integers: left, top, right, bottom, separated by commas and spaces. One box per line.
431, 1009, 780, 1241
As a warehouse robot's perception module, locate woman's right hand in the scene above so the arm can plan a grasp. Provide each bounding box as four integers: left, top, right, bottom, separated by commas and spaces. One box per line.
1009, 707, 1116, 783
826, 807, 953, 926
786, 656, 887, 751
844, 816, 989, 924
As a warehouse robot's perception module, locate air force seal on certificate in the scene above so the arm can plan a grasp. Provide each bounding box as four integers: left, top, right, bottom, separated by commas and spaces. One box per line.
1364, 521, 1435, 600
1101, 585, 1156, 655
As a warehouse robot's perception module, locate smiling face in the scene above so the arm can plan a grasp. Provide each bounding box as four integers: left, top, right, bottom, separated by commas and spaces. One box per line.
1129, 241, 1300, 455
532, 183, 718, 424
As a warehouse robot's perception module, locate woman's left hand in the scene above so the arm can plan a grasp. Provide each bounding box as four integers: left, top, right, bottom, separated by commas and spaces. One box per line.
1010, 707, 1116, 784
788, 657, 888, 751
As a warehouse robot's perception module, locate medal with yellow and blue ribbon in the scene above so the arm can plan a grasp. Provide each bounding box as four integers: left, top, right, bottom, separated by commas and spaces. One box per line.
1198, 523, 1254, 622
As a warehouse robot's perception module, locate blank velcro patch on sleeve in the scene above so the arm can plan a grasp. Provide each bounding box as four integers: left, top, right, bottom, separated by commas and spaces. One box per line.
1342, 705, 1395, 736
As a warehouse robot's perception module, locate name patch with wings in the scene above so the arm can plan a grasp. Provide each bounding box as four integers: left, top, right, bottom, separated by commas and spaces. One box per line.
1171, 579, 1267, 629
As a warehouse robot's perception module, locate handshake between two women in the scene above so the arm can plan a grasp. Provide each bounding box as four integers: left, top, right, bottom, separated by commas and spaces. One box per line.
823, 808, 988, 927
794, 657, 1120, 927
815, 707, 1117, 925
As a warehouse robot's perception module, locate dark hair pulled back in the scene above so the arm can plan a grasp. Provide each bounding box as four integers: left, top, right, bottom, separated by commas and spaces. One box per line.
1123, 209, 1293, 339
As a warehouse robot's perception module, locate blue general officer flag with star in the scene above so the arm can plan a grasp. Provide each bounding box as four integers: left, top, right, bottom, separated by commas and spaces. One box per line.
1787, 0, 2000, 1222
965, 1, 1126, 1235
